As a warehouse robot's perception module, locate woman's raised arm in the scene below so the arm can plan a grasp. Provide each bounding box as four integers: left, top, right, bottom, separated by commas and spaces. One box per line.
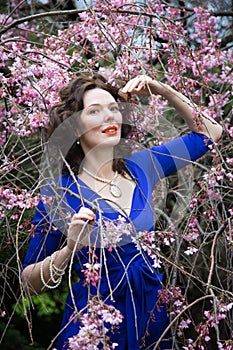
121, 75, 223, 142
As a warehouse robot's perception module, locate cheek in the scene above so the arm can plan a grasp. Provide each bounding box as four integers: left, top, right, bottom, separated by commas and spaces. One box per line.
114, 113, 123, 128
78, 118, 100, 136
118, 114, 123, 124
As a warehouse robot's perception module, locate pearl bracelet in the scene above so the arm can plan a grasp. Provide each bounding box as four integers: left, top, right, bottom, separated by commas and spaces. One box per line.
50, 252, 67, 274
40, 257, 61, 289
49, 252, 67, 284
40, 253, 67, 289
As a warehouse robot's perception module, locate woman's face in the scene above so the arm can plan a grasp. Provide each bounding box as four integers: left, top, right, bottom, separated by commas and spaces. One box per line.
79, 88, 123, 154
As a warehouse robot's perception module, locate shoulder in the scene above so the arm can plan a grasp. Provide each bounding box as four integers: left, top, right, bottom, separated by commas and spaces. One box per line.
127, 132, 211, 160
125, 132, 212, 181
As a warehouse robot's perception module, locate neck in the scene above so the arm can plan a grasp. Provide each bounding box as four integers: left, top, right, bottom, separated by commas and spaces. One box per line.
81, 148, 115, 178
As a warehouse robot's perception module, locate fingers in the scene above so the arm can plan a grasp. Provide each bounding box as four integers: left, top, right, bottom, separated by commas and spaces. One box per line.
121, 77, 143, 93
67, 207, 96, 251
121, 75, 152, 94
69, 207, 96, 227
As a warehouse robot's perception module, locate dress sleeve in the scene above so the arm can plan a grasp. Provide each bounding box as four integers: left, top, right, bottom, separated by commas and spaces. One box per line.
23, 174, 83, 269
22, 191, 66, 269
128, 132, 212, 188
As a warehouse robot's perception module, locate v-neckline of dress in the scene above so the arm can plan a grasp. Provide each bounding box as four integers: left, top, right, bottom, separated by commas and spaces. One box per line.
77, 176, 138, 220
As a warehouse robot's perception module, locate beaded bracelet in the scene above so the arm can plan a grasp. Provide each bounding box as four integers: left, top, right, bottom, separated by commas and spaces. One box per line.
50, 252, 67, 274
49, 253, 67, 284
40, 252, 69, 289
40, 256, 62, 289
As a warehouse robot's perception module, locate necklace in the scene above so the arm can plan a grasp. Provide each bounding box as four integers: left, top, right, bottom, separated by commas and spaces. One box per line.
82, 167, 122, 198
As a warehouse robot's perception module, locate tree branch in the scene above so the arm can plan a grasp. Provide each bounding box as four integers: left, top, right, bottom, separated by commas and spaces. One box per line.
1, 5, 232, 37
0, 8, 87, 36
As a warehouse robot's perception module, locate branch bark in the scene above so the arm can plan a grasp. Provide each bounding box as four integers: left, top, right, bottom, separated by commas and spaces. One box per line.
1, 6, 232, 37
0, 8, 86, 36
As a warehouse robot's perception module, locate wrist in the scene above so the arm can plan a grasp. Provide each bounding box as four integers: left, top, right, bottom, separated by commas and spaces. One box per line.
62, 245, 74, 258
150, 81, 167, 96
64, 243, 83, 256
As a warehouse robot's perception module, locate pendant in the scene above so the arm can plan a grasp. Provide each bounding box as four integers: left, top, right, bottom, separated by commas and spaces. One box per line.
109, 184, 122, 198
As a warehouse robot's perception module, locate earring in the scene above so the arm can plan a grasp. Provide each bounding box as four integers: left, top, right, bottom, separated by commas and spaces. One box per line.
77, 139, 80, 145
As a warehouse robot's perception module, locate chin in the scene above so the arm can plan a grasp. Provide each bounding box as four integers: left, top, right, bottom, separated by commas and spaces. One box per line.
103, 135, 121, 146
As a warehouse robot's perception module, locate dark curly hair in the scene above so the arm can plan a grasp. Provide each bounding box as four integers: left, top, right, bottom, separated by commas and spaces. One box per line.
43, 73, 133, 175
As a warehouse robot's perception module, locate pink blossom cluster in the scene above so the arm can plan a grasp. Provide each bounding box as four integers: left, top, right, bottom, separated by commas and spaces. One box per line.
204, 301, 233, 325
41, 195, 55, 207
68, 298, 123, 350
156, 229, 176, 246
217, 340, 233, 350
189, 166, 233, 244
0, 35, 72, 137
158, 285, 186, 317
183, 215, 200, 255
192, 301, 233, 348
1, 155, 18, 172
132, 226, 177, 267
0, 186, 39, 219
82, 262, 101, 287
132, 95, 169, 140
132, 230, 162, 268
181, 300, 233, 349
183, 216, 199, 241
184, 246, 198, 256
158, 285, 193, 338
99, 215, 132, 250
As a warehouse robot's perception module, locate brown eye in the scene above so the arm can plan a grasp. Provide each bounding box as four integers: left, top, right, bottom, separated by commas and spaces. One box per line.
110, 106, 120, 112
89, 108, 100, 115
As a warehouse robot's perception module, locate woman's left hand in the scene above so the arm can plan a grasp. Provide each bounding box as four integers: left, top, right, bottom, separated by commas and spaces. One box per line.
121, 75, 164, 96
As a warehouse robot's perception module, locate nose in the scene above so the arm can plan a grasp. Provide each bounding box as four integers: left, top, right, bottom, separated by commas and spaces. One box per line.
102, 106, 115, 122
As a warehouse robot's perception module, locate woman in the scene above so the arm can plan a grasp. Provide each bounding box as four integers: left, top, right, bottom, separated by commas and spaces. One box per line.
22, 73, 222, 349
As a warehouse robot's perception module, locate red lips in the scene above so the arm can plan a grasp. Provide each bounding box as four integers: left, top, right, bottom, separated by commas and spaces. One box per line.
102, 125, 118, 135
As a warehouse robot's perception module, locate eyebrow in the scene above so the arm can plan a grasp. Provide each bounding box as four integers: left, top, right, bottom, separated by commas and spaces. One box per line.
86, 102, 118, 108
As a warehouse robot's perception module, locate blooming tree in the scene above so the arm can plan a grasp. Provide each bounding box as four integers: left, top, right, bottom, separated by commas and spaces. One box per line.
0, 0, 232, 349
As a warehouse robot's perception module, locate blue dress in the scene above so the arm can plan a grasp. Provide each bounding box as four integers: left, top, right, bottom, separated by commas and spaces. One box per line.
23, 132, 211, 349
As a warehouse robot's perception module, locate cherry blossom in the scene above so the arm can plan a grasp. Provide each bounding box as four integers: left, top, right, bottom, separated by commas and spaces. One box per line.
68, 298, 123, 350
0, 1, 232, 348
